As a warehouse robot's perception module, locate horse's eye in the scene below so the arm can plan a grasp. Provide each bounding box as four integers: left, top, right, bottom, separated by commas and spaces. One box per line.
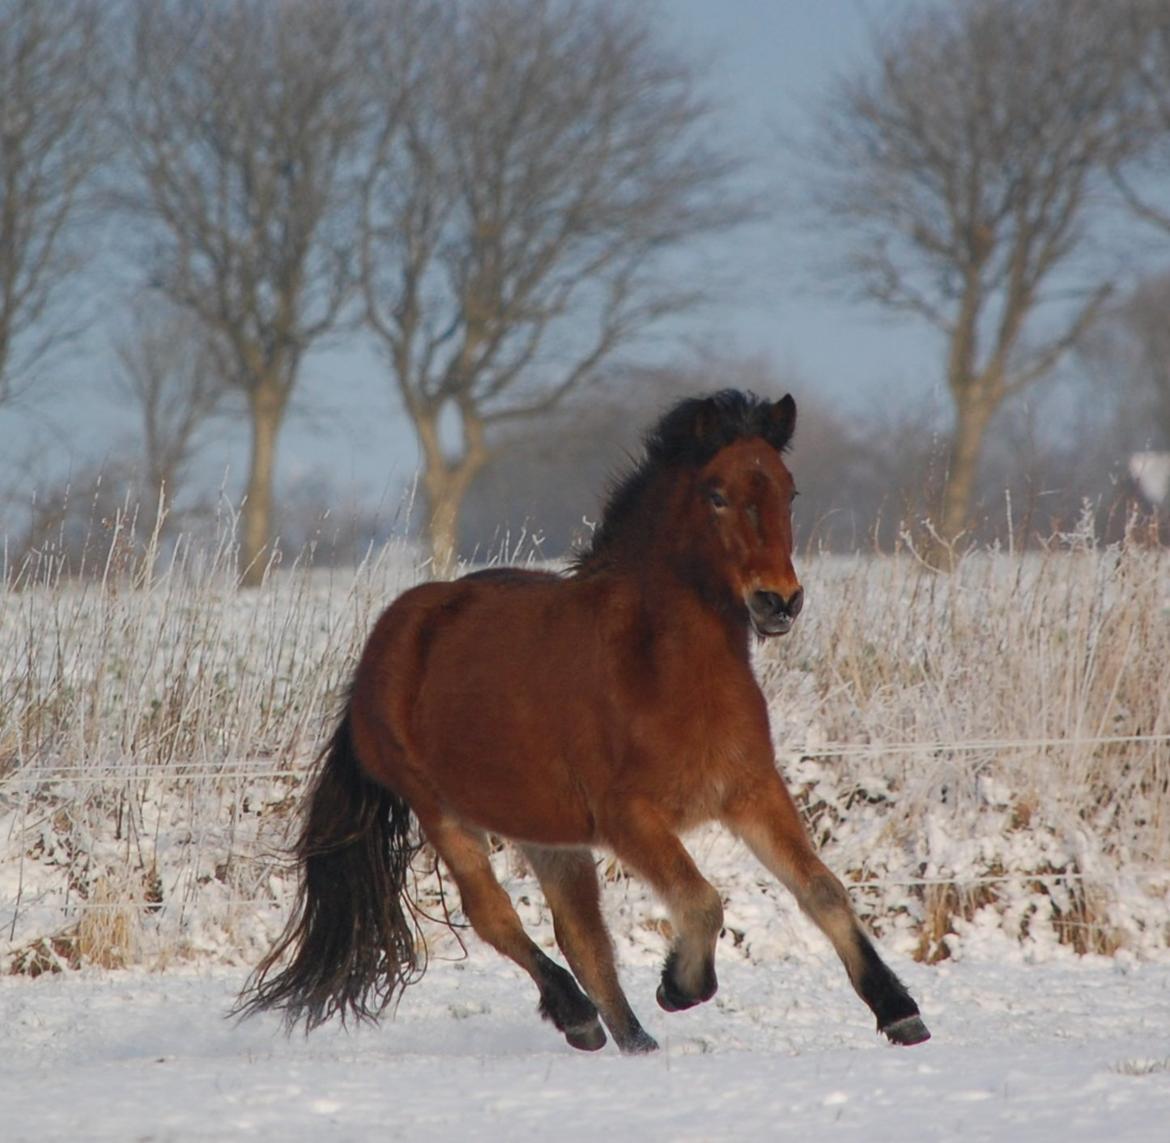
708, 489, 728, 509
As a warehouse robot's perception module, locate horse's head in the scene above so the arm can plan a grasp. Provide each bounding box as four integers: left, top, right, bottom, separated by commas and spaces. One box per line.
678, 393, 803, 637
580, 390, 804, 635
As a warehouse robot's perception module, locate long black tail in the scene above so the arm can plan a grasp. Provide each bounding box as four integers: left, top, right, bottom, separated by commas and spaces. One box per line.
234, 709, 424, 1030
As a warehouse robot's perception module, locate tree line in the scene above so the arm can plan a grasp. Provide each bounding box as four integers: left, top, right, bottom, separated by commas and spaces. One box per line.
2, 0, 1169, 579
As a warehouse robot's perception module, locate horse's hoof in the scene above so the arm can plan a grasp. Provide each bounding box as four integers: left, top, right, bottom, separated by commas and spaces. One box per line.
656, 953, 716, 1012
619, 1027, 660, 1054
656, 979, 702, 1013
565, 1021, 607, 1052
881, 1014, 931, 1045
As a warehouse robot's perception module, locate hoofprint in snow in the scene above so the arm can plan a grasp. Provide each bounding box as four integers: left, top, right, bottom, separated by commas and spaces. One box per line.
2, 952, 1169, 1143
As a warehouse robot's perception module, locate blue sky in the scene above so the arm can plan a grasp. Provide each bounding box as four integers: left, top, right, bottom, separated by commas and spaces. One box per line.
653, 0, 944, 399
2, 0, 946, 512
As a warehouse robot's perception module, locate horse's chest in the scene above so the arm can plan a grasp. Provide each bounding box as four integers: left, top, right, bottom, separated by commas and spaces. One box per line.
624, 660, 767, 787
685, 682, 763, 762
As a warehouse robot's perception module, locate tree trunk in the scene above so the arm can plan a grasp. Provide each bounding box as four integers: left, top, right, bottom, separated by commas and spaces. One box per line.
425, 468, 465, 577
417, 407, 489, 577
241, 386, 284, 586
939, 385, 997, 547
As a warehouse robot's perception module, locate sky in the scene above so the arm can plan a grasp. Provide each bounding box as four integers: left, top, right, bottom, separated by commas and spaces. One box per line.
654, 0, 941, 394
0, 0, 945, 517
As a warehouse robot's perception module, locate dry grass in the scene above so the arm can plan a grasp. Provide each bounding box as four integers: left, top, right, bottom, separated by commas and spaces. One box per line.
758, 517, 1170, 960
2, 511, 1168, 970
1, 513, 424, 971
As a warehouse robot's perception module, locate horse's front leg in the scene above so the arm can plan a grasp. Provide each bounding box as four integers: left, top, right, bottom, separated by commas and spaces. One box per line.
602, 797, 724, 1013
722, 774, 931, 1046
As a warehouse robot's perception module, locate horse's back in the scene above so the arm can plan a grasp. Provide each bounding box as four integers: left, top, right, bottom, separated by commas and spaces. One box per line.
350, 567, 606, 842
459, 566, 561, 586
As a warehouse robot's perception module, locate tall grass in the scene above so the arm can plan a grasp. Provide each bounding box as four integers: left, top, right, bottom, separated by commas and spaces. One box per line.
759, 520, 1170, 959
2, 513, 1168, 971
1, 514, 423, 972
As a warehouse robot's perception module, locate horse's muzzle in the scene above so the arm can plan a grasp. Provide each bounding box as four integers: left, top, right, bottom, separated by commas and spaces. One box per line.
747, 587, 804, 637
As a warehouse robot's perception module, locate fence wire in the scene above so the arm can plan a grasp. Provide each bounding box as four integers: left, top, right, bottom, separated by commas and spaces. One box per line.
3, 731, 1168, 790
3, 730, 1168, 926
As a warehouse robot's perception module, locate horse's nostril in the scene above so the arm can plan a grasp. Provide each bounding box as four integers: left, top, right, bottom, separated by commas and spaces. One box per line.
753, 590, 784, 617
751, 589, 802, 619
747, 589, 802, 638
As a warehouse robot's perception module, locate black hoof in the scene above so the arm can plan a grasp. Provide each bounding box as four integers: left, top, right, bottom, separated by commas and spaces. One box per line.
565, 1021, 608, 1052
656, 953, 717, 1012
881, 1014, 931, 1045
657, 978, 701, 1012
618, 1026, 660, 1055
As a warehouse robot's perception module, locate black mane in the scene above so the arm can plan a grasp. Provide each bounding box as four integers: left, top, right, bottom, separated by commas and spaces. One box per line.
573, 389, 795, 568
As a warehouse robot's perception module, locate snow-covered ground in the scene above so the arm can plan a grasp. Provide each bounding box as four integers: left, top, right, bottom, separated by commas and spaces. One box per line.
4, 950, 1169, 1142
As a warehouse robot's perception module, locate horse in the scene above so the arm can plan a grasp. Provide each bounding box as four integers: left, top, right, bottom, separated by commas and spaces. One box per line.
236, 390, 930, 1053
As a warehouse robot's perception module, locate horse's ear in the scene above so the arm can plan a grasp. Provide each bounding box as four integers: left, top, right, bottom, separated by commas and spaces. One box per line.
767, 394, 796, 451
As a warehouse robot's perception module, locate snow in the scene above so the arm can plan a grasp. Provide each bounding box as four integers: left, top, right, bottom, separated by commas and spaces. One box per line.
3, 952, 1170, 1141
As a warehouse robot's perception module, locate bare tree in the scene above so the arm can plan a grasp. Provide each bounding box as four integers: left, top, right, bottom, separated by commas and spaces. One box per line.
120, 0, 369, 583
1080, 273, 1170, 450
805, 0, 1137, 547
1111, 0, 1170, 238
359, 0, 753, 572
111, 299, 228, 528
0, 0, 109, 408
1121, 275, 1170, 448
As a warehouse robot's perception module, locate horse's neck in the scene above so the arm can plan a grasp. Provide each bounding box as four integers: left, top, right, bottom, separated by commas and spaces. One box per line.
585, 467, 680, 567
617, 558, 753, 665
583, 476, 752, 658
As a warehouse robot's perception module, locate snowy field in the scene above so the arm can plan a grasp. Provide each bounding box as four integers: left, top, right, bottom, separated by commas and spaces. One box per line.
3, 952, 1170, 1142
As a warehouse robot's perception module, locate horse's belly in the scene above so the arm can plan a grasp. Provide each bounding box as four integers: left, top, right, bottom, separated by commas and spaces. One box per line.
430, 746, 597, 844
414, 684, 601, 845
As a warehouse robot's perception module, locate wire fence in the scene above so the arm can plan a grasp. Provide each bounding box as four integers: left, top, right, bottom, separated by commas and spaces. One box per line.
14, 869, 1168, 916
796, 731, 1170, 759
3, 731, 1169, 789
3, 731, 1168, 933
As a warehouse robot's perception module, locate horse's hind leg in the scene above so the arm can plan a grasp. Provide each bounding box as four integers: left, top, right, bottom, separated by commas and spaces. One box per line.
723, 778, 930, 1046
423, 818, 607, 1051
522, 845, 658, 1055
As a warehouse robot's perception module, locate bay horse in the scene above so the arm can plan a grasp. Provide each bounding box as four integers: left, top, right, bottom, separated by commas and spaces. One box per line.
237, 390, 929, 1053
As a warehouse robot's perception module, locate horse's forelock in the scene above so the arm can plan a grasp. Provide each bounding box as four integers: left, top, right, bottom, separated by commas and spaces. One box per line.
646, 389, 794, 466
